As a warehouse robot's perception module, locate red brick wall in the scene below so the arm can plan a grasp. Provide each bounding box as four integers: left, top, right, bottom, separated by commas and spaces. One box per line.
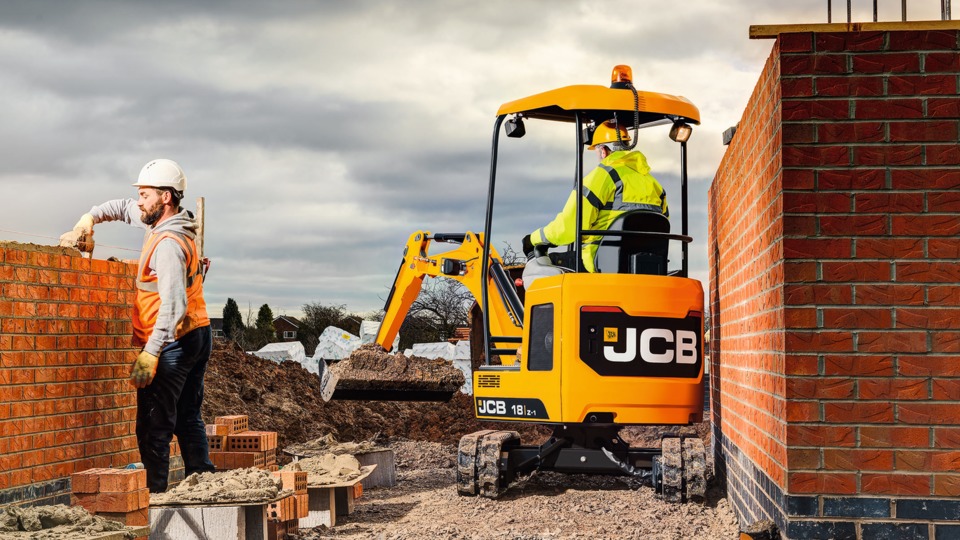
0, 243, 139, 506
712, 29, 960, 537
709, 36, 789, 523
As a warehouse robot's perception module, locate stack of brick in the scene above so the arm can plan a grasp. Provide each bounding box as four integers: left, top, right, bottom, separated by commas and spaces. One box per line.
71, 468, 149, 527
168, 436, 184, 487
206, 415, 278, 471
268, 470, 307, 540
0, 243, 139, 506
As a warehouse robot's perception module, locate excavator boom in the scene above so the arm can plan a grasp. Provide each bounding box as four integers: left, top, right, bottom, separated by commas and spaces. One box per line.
320, 230, 523, 401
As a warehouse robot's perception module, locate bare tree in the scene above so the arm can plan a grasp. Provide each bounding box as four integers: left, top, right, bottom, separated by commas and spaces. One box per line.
407, 277, 473, 343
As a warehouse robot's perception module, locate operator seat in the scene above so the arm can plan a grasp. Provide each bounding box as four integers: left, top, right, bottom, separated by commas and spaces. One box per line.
593, 210, 670, 275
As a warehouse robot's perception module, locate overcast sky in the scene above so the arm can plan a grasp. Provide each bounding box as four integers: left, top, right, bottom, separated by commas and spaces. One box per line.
2, 0, 944, 318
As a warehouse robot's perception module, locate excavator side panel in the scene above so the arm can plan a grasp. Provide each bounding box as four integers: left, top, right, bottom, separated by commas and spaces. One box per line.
473, 272, 704, 426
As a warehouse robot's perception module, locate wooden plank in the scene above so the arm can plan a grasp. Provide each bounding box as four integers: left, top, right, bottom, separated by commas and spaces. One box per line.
195, 197, 205, 259
300, 487, 336, 528
305, 465, 376, 489
750, 19, 960, 38
357, 450, 396, 489
334, 485, 355, 517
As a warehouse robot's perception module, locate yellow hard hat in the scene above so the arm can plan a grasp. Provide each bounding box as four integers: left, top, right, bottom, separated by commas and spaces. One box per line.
588, 121, 631, 150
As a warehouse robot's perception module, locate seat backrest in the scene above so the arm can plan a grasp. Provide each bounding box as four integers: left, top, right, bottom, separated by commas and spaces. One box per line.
593, 210, 670, 275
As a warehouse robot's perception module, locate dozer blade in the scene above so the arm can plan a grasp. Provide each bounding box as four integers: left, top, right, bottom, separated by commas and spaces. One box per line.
318, 345, 463, 402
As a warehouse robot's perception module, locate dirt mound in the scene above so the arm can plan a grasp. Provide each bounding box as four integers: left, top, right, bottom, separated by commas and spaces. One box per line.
0, 504, 135, 540
282, 454, 365, 486
201, 341, 550, 460
151, 468, 284, 506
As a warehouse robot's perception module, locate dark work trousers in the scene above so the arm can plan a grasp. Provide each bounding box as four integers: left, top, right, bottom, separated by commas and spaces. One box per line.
136, 325, 216, 492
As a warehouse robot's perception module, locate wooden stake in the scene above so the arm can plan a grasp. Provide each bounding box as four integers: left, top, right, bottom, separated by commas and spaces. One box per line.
195, 197, 205, 259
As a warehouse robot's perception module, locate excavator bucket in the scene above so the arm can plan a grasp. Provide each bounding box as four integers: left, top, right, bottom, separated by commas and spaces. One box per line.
319, 344, 464, 402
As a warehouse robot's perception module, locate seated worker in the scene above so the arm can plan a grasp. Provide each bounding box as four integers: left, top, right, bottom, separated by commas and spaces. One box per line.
522, 121, 668, 283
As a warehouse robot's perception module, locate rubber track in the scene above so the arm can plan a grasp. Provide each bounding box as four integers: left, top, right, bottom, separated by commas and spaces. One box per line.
477, 430, 520, 499
660, 437, 683, 503
682, 437, 707, 503
456, 430, 495, 496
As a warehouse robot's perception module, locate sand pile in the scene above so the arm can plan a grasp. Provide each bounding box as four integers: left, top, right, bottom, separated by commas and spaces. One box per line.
284, 434, 385, 458
327, 344, 464, 395
0, 504, 135, 540
283, 453, 364, 486
150, 468, 287, 505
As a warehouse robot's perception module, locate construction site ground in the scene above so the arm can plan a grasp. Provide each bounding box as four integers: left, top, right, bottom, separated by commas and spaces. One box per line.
202, 342, 739, 539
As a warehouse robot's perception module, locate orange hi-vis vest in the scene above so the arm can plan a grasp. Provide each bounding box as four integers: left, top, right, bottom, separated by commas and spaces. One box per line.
133, 231, 210, 348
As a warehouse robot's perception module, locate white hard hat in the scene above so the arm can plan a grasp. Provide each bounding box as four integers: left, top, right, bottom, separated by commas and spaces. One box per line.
133, 159, 186, 192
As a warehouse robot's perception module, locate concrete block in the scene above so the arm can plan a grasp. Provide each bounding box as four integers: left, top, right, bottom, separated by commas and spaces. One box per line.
149, 503, 267, 540
357, 449, 396, 488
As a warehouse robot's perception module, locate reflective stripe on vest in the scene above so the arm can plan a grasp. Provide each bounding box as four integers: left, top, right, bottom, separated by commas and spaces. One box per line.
597, 164, 668, 217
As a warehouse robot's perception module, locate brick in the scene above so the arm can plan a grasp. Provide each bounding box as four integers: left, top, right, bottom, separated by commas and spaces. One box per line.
856, 238, 923, 259
928, 97, 960, 118
897, 450, 960, 472
785, 332, 855, 354
71, 468, 104, 494
825, 401, 894, 423
780, 32, 813, 53
815, 76, 883, 97
901, 357, 960, 377
205, 423, 229, 437
97, 509, 149, 527
854, 99, 924, 119
823, 449, 894, 471
852, 53, 920, 74
782, 100, 850, 121
214, 415, 248, 434
781, 78, 813, 98
267, 494, 297, 521
788, 448, 821, 469
787, 400, 820, 422
784, 308, 817, 329
860, 378, 928, 400
932, 332, 960, 353
824, 355, 893, 376
898, 308, 960, 330
887, 75, 957, 96
782, 169, 815, 189
924, 52, 960, 72
861, 473, 930, 496
821, 308, 891, 329
888, 30, 959, 51
854, 284, 923, 306
783, 192, 851, 213
782, 145, 850, 167
99, 468, 146, 492
783, 238, 851, 259
896, 499, 960, 520
787, 425, 855, 447
822, 496, 891, 518
934, 475, 960, 496
854, 145, 922, 166
896, 261, 960, 282
929, 191, 960, 213
821, 261, 890, 282
784, 261, 816, 282
889, 120, 958, 142
820, 215, 889, 235
788, 472, 856, 494
927, 144, 960, 165
226, 431, 277, 452
855, 192, 924, 213
817, 121, 884, 143
783, 215, 816, 236
899, 403, 960, 425
97, 488, 150, 513
933, 379, 960, 401
272, 470, 308, 494
818, 168, 884, 190
782, 122, 815, 143
781, 54, 848, 76
861, 523, 930, 539
858, 332, 927, 353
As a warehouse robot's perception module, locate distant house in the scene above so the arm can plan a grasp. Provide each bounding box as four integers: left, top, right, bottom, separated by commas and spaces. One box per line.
209, 318, 225, 339
273, 316, 301, 341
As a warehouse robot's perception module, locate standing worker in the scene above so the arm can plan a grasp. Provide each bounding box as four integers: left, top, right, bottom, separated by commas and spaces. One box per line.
522, 121, 669, 273
60, 159, 215, 492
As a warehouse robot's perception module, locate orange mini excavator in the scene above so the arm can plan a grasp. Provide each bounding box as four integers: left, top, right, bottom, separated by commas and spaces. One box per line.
325, 65, 706, 502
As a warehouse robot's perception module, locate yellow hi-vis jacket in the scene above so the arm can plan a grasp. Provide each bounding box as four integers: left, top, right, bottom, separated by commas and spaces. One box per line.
529, 150, 668, 272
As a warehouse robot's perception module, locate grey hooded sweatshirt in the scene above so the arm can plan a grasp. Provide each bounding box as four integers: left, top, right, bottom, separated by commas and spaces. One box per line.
89, 199, 199, 357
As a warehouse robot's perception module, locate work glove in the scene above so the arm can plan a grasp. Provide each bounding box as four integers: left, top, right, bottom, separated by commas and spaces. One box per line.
521, 234, 535, 260
59, 214, 96, 252
130, 350, 160, 389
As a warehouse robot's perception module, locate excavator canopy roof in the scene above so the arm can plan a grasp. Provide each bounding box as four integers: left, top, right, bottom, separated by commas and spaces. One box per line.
496, 84, 700, 126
